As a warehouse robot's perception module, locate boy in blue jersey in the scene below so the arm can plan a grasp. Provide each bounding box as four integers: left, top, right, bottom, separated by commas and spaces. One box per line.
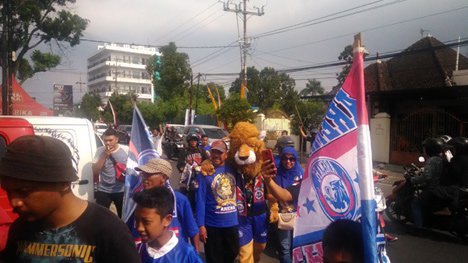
134, 187, 202, 263
135, 158, 200, 251
197, 140, 239, 263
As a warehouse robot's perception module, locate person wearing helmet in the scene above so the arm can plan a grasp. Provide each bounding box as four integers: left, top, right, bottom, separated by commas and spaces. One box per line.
410, 137, 456, 229
448, 137, 468, 188
177, 133, 208, 212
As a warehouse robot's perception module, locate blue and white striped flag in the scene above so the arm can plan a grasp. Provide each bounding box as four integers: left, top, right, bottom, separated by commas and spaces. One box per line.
292, 34, 387, 263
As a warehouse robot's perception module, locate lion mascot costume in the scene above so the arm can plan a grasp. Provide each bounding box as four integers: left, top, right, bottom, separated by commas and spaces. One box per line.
228, 122, 268, 263
201, 122, 270, 262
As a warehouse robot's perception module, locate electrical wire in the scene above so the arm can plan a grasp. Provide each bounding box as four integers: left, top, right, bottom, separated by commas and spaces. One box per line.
252, 0, 405, 39
157, 1, 221, 43
263, 5, 468, 54
172, 10, 227, 42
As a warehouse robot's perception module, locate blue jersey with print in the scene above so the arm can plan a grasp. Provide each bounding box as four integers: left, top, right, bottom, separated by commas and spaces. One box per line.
138, 239, 202, 263
170, 191, 199, 242
196, 165, 238, 227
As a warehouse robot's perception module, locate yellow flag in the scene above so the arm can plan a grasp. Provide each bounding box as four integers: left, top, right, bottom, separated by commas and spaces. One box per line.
207, 85, 218, 110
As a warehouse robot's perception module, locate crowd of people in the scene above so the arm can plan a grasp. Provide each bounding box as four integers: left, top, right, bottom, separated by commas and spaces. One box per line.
10, 125, 460, 262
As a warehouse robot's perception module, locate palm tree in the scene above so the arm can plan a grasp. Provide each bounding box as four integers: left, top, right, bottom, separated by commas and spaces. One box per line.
299, 79, 324, 97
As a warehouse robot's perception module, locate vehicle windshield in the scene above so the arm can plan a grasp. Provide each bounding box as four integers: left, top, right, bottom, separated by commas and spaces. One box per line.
204, 128, 228, 139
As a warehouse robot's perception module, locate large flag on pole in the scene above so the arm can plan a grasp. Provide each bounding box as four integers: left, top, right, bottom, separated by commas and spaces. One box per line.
122, 106, 160, 224
292, 34, 378, 263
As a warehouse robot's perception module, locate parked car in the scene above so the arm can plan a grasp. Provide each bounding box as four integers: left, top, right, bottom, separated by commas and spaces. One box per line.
183, 124, 228, 146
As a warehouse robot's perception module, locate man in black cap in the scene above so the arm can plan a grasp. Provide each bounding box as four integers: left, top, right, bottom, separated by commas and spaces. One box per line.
0, 135, 139, 262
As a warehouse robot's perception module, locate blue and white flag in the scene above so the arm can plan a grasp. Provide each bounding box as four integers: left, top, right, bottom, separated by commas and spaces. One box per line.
122, 106, 160, 224
293, 35, 385, 263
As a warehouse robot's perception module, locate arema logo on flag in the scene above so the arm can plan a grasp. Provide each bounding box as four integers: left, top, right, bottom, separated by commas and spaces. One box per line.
311, 158, 358, 221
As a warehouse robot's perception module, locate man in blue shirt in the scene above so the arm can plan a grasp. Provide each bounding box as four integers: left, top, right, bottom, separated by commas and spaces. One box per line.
197, 140, 239, 263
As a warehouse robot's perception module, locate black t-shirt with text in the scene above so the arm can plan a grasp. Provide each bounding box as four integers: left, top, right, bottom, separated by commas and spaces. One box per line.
2, 202, 140, 262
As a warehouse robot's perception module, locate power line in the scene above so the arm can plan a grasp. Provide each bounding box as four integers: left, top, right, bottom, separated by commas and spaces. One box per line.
157, 1, 221, 43
278, 39, 468, 74
259, 5, 468, 56
199, 38, 468, 76
252, 0, 406, 39
253, 0, 384, 38
172, 9, 227, 42
190, 40, 238, 66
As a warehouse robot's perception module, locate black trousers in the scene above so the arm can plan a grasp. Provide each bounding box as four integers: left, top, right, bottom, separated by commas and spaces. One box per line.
205, 226, 239, 263
95, 191, 124, 218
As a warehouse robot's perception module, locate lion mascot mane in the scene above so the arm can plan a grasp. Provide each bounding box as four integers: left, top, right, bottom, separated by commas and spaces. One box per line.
227, 122, 265, 178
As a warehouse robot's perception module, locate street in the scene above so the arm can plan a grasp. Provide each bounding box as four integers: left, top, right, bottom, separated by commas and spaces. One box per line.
378, 169, 468, 262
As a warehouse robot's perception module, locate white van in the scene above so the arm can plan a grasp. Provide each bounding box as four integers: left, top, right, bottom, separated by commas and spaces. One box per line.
0, 116, 100, 201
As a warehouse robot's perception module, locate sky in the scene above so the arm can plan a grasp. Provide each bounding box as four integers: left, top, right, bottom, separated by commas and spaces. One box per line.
22, 0, 468, 109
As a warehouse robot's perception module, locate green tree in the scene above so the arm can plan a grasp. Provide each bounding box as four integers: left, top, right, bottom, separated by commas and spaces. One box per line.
229, 66, 298, 114
217, 96, 255, 131
78, 92, 101, 121
334, 45, 354, 90
138, 101, 165, 128
334, 45, 368, 91
300, 79, 324, 97
291, 101, 327, 134
147, 42, 192, 100
1, 0, 89, 83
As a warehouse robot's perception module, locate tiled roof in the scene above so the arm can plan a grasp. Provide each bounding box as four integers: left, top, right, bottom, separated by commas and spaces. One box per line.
365, 36, 468, 92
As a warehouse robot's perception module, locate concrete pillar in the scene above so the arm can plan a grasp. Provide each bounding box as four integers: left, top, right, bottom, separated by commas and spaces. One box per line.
370, 112, 391, 163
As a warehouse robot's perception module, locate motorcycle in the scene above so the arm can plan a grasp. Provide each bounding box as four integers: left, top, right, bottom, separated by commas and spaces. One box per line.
385, 157, 468, 239
163, 133, 184, 160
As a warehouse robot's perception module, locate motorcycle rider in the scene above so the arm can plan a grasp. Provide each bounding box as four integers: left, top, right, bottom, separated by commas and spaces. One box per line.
178, 133, 209, 212
448, 137, 468, 189
410, 137, 459, 230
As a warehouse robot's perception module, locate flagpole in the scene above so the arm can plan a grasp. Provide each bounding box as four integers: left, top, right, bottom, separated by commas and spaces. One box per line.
354, 33, 378, 263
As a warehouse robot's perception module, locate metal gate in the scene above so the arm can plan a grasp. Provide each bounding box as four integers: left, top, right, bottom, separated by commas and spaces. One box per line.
390, 108, 464, 165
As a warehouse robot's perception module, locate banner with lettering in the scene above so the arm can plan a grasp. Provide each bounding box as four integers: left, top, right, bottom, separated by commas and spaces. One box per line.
292, 36, 380, 263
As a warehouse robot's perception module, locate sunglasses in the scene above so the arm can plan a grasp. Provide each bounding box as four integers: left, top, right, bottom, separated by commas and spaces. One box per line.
282, 157, 296, 162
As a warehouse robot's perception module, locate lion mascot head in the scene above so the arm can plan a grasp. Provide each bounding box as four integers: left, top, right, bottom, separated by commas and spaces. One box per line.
228, 122, 265, 178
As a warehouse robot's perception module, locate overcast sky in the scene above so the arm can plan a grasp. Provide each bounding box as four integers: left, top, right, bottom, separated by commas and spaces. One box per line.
22, 0, 468, 108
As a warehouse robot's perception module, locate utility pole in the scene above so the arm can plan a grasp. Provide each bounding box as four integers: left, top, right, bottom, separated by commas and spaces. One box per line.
223, 0, 264, 98
189, 74, 193, 125
1, 0, 11, 115
76, 75, 86, 93
195, 73, 201, 116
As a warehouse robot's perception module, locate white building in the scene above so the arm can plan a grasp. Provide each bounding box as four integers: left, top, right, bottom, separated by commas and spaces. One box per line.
87, 43, 159, 103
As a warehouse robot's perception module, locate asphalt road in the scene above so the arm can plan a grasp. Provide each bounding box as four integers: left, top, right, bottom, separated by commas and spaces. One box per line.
377, 171, 468, 263
164, 155, 468, 262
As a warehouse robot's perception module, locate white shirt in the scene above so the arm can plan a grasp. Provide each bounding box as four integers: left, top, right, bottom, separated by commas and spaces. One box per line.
147, 231, 178, 259
153, 134, 163, 156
